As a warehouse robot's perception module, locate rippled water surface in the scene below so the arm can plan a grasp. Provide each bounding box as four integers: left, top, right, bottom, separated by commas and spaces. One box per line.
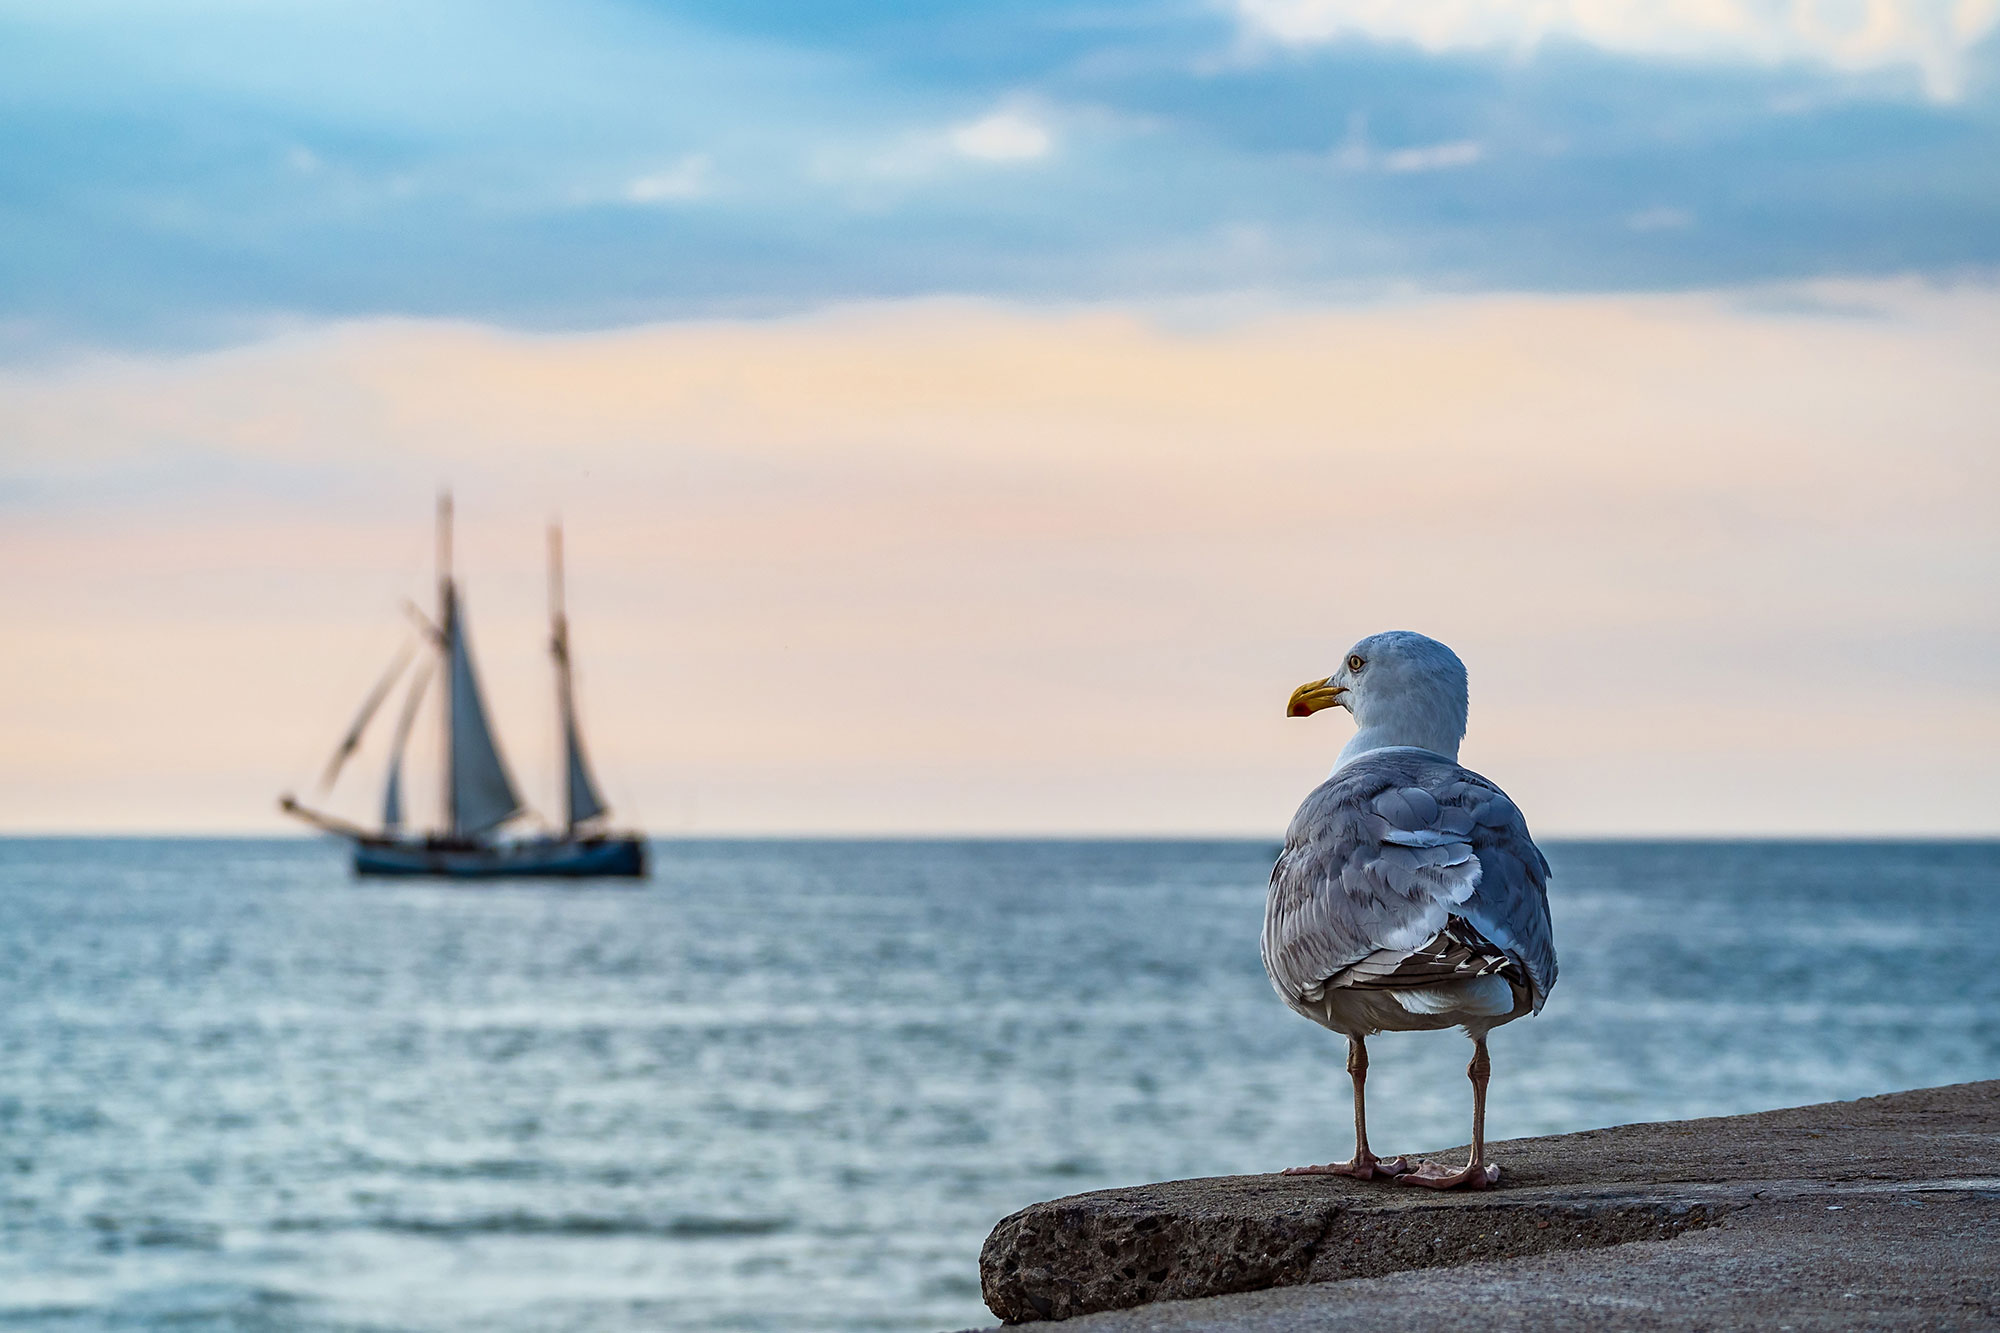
2, 838, 1996, 1331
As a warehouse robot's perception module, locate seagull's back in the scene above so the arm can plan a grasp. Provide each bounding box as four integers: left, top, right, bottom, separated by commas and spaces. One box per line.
1262, 746, 1556, 1039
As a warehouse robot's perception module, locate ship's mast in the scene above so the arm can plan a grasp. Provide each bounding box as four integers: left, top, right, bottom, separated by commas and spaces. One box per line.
437, 491, 455, 837
549, 521, 566, 633
428, 491, 526, 841
549, 522, 573, 835
548, 520, 610, 835
280, 491, 525, 848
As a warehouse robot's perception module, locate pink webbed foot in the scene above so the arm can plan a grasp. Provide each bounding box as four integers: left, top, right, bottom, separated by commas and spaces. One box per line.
1395, 1159, 1501, 1190
1281, 1155, 1412, 1181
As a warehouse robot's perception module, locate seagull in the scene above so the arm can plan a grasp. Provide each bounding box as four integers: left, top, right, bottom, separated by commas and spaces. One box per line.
1261, 631, 1556, 1189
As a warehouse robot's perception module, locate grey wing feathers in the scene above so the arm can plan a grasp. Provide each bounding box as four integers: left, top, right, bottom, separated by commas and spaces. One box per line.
1447, 778, 1558, 1009
1337, 916, 1526, 990
1261, 750, 1556, 1017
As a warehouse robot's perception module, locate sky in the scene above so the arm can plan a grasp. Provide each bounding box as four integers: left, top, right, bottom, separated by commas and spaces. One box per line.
1, 0, 1996, 834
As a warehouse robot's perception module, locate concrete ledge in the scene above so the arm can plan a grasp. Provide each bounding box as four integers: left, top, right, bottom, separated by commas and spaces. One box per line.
978, 1081, 2000, 1324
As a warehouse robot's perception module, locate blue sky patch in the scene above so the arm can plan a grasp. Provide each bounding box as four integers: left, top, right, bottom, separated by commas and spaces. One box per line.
2, 0, 1995, 349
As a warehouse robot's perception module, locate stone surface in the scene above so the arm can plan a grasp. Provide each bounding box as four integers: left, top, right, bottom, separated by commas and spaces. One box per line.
977, 1081, 2000, 1325
1029, 1189, 2000, 1331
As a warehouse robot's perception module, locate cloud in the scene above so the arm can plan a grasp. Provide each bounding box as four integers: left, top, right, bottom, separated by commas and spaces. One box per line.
1333, 115, 1482, 173
624, 153, 714, 204
3, 0, 1999, 349
1234, 0, 2000, 99
949, 108, 1055, 162
825, 101, 1061, 182
1381, 139, 1482, 172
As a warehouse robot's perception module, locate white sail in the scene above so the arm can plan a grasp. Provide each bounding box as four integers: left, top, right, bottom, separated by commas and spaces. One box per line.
562, 706, 609, 828
321, 642, 412, 792
383, 754, 405, 831
547, 523, 609, 831
447, 600, 523, 836
381, 663, 432, 834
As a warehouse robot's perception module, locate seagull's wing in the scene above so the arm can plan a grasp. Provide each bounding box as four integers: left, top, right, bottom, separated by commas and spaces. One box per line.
1441, 767, 1557, 1009
1262, 750, 1556, 1015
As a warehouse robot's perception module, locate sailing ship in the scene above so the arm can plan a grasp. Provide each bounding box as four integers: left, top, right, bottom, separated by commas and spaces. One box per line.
281, 495, 647, 878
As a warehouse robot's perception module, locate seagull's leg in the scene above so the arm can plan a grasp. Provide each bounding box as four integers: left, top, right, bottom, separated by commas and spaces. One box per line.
1344, 1036, 1413, 1176
1398, 1035, 1502, 1190
1282, 1036, 1411, 1179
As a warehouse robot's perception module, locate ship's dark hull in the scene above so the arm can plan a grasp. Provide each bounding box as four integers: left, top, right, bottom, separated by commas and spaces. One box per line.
353, 835, 646, 879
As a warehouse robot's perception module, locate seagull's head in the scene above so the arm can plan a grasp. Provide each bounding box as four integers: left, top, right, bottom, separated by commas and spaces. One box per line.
1288, 630, 1469, 763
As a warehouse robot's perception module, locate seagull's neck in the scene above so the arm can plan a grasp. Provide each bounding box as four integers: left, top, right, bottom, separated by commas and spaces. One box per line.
1335, 724, 1462, 773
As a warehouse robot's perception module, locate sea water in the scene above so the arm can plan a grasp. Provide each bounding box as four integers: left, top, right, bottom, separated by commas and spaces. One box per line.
1, 838, 1995, 1332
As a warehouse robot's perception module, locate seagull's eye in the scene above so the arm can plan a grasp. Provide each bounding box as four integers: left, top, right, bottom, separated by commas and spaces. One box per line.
1347, 655, 1364, 673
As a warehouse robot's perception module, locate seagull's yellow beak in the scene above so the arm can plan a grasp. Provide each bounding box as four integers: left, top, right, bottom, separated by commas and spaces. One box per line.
1287, 677, 1346, 717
